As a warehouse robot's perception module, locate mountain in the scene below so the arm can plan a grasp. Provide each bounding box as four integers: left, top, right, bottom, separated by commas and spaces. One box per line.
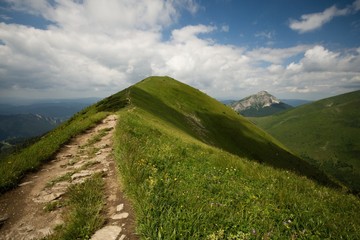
0, 99, 98, 155
250, 90, 360, 193
230, 91, 293, 117
0, 114, 61, 141
0, 99, 98, 119
0, 114, 62, 157
1, 76, 359, 239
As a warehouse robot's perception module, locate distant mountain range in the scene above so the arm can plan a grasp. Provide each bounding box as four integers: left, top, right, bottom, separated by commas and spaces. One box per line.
0, 99, 99, 154
228, 91, 293, 117
0, 114, 61, 141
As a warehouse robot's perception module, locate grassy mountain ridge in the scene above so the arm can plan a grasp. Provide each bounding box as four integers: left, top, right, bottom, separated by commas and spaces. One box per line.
129, 77, 335, 187
113, 76, 359, 238
1, 76, 359, 238
250, 90, 360, 193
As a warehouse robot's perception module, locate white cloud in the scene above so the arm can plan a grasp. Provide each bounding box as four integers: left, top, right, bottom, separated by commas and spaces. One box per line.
289, 5, 349, 33
0, 0, 359, 100
171, 24, 216, 43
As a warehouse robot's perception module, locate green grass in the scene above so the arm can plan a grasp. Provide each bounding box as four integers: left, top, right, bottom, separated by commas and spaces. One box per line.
129, 77, 336, 188
249, 90, 360, 193
0, 87, 129, 193
110, 76, 359, 239
45, 174, 105, 240
83, 127, 112, 147
114, 107, 360, 239
2, 76, 359, 239
0, 111, 106, 193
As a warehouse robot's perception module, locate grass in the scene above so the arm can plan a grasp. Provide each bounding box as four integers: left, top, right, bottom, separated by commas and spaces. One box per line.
83, 127, 112, 147
2, 76, 359, 239
249, 90, 360, 194
0, 87, 129, 194
44, 200, 66, 212
114, 107, 360, 239
129, 77, 336, 188
44, 173, 105, 240
0, 109, 107, 193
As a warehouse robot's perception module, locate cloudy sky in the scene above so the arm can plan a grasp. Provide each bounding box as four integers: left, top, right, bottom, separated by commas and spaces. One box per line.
0, 0, 359, 101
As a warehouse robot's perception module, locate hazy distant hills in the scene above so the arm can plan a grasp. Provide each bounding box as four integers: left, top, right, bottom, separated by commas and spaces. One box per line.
229, 91, 293, 117
250, 90, 360, 193
0, 114, 60, 140
0, 98, 99, 118
0, 98, 99, 153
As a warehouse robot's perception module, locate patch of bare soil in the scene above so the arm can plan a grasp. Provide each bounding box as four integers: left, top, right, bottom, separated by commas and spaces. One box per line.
0, 115, 139, 240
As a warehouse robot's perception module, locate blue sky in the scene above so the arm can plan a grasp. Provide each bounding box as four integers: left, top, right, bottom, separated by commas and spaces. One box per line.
0, 0, 359, 101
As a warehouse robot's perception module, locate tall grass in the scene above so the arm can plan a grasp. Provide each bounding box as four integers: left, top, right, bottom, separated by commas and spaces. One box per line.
114, 108, 360, 239
45, 173, 105, 240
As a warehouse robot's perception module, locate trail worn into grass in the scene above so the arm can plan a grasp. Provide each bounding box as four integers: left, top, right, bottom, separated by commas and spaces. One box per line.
0, 115, 138, 240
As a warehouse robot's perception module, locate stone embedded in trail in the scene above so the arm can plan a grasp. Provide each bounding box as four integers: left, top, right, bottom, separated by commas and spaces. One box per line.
33, 192, 64, 203
116, 204, 124, 212
111, 212, 129, 220
38, 227, 53, 236
71, 170, 92, 180
90, 225, 122, 240
19, 181, 33, 187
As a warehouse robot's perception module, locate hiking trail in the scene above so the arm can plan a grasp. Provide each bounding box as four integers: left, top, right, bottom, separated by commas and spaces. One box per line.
0, 115, 138, 240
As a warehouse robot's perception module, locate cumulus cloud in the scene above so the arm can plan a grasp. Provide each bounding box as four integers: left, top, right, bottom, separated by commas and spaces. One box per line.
0, 0, 359, 100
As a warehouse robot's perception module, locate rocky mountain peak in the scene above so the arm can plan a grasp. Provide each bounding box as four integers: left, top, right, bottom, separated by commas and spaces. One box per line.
229, 91, 292, 117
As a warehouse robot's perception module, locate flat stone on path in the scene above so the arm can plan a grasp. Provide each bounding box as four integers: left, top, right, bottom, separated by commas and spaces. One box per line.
116, 204, 124, 212
18, 181, 33, 187
111, 212, 129, 220
71, 170, 93, 180
90, 225, 122, 240
33, 192, 64, 203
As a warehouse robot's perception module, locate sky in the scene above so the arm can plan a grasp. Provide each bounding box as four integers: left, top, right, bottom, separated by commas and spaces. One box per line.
0, 0, 359, 101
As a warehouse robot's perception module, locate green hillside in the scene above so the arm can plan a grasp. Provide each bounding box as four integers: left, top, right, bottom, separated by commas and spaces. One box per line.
1, 76, 359, 239
114, 77, 359, 238
250, 90, 360, 194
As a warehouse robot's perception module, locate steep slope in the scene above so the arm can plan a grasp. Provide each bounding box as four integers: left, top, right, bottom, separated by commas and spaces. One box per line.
113, 76, 359, 239
128, 77, 332, 186
230, 91, 293, 117
250, 90, 360, 193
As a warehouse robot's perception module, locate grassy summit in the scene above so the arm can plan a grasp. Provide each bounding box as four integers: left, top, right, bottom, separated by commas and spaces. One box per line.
113, 76, 359, 239
250, 90, 360, 194
127, 77, 335, 186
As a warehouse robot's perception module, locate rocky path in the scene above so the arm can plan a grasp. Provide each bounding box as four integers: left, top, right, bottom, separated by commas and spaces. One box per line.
0, 115, 138, 240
